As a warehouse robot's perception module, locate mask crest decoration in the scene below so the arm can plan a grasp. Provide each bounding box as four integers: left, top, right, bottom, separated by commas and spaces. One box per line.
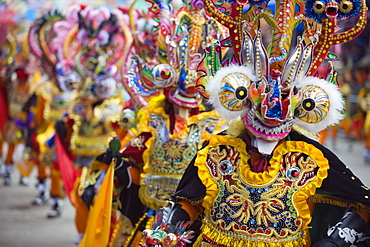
0, 31, 16, 73
53, 5, 133, 103
196, 0, 367, 154
28, 10, 65, 76
126, 0, 225, 109
116, 1, 161, 110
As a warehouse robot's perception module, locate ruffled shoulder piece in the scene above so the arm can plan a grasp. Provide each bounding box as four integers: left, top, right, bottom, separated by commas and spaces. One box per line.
194, 135, 247, 209
196, 136, 330, 229
267, 141, 329, 229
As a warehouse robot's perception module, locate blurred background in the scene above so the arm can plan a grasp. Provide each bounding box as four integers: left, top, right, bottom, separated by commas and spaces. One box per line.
0, 0, 369, 246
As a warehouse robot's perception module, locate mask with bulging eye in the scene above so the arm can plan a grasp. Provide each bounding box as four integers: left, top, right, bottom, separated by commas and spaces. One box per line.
196, 0, 366, 155
54, 6, 132, 104
305, 0, 361, 23
125, 0, 224, 109
200, 32, 344, 155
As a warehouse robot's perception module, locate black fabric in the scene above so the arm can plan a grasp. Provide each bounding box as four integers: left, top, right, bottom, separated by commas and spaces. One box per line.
289, 131, 370, 207
22, 93, 37, 112
154, 202, 191, 233
80, 170, 104, 209
312, 239, 339, 247
313, 207, 368, 247
119, 183, 147, 226
113, 158, 146, 225
173, 156, 206, 201
96, 148, 115, 165
114, 164, 130, 187
80, 184, 95, 209
310, 203, 347, 244
54, 120, 67, 141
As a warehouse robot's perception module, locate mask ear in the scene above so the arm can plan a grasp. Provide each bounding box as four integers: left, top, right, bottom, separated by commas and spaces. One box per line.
207, 65, 257, 120
293, 76, 344, 132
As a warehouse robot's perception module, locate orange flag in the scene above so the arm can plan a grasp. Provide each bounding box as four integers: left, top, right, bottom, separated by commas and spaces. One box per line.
78, 161, 114, 247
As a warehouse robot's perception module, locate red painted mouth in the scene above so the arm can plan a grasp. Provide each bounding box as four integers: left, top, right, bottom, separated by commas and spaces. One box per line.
326, 2, 339, 18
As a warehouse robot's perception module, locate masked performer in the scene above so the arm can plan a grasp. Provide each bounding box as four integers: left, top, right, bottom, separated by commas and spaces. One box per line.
50, 4, 134, 242
78, 1, 226, 246
140, 0, 370, 246
25, 10, 82, 219
0, 4, 16, 180
1, 25, 39, 186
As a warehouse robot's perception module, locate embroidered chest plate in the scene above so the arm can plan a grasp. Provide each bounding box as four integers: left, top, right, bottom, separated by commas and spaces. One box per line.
148, 113, 220, 176
199, 139, 329, 245
140, 113, 221, 210
70, 98, 122, 156
44, 93, 72, 121
40, 82, 75, 121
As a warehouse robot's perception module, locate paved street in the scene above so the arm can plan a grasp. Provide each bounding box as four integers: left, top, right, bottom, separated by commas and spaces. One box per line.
0, 133, 370, 247
0, 169, 76, 247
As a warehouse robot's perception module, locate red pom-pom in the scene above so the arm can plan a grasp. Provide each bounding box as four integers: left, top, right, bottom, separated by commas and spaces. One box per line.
15, 68, 29, 81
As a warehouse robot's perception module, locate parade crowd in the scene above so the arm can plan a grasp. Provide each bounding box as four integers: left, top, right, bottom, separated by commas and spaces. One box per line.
0, 0, 370, 246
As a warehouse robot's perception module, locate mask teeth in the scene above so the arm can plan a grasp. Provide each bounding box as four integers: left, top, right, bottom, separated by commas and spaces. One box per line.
247, 108, 293, 136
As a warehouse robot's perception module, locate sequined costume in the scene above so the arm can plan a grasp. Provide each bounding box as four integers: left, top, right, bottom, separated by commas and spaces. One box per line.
46, 4, 134, 242
25, 11, 80, 217
78, 1, 226, 246
0, 24, 38, 186
113, 96, 224, 247
140, 0, 370, 246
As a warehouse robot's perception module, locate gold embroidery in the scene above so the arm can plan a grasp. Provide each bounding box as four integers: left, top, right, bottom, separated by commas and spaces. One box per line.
140, 111, 222, 210
69, 97, 122, 156
194, 135, 329, 246
130, 136, 145, 150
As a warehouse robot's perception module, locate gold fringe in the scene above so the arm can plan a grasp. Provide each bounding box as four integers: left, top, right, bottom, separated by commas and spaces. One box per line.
174, 196, 204, 206
197, 222, 308, 247
310, 194, 370, 215
124, 213, 155, 247
108, 211, 123, 247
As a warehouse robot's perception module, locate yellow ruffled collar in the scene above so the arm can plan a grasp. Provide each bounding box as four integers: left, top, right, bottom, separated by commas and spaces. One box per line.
195, 134, 329, 229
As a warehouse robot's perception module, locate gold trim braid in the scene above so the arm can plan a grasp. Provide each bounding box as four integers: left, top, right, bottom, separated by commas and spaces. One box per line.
194, 220, 307, 247
311, 194, 370, 215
